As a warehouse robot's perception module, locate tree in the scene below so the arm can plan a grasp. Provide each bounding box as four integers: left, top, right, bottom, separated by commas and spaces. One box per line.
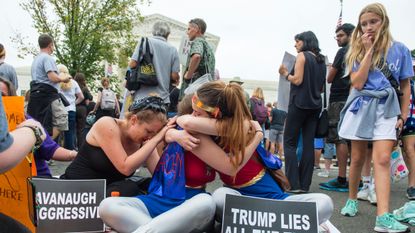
14, 0, 148, 89
411, 49, 415, 58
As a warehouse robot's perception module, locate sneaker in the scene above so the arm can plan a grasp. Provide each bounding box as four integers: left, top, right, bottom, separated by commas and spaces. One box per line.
407, 187, 415, 200
357, 185, 370, 201
319, 178, 349, 192
317, 170, 330, 178
368, 187, 377, 205
314, 165, 321, 170
374, 213, 409, 233
341, 199, 358, 217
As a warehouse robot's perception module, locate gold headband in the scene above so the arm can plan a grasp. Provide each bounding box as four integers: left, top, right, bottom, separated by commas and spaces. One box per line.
192, 94, 220, 118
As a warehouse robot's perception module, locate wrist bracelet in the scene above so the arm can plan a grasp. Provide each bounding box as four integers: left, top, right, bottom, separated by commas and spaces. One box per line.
285, 74, 290, 81
255, 130, 263, 133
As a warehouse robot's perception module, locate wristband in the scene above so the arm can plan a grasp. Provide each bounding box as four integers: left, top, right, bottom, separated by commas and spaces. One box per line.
398, 115, 405, 123
255, 130, 263, 133
285, 74, 290, 81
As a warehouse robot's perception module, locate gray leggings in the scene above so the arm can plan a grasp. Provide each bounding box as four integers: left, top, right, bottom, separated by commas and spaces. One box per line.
99, 193, 215, 233
212, 187, 333, 225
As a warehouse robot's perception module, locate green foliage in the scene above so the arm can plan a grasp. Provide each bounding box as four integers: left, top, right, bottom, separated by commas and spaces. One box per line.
15, 0, 148, 90
411, 49, 415, 58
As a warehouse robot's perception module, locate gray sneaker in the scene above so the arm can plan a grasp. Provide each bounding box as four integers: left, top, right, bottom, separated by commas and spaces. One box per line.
407, 187, 415, 200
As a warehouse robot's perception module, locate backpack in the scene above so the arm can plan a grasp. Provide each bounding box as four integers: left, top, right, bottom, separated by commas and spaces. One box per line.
100, 89, 116, 110
250, 98, 268, 124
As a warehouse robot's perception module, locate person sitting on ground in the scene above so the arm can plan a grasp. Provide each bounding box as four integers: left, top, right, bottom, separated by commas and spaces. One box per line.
176, 81, 334, 229
0, 77, 77, 177
62, 96, 173, 197
98, 89, 264, 233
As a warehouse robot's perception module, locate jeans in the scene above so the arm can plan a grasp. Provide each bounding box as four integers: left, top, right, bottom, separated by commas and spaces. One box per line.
64, 111, 76, 150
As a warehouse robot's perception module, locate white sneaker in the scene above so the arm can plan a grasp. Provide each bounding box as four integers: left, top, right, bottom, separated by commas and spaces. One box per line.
357, 185, 369, 201
368, 187, 377, 205
317, 170, 330, 178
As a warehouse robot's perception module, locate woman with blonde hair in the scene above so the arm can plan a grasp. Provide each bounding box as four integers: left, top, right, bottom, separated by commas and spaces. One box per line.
338, 3, 413, 232
62, 96, 173, 197
58, 64, 84, 150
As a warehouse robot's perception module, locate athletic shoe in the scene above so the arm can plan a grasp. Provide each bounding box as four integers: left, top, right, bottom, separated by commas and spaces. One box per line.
319, 178, 349, 192
314, 165, 321, 170
357, 185, 370, 201
407, 187, 415, 200
374, 213, 409, 233
341, 199, 358, 217
368, 187, 377, 205
317, 170, 330, 178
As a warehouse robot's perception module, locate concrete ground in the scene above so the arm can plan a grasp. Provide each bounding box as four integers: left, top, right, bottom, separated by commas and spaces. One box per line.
50, 161, 414, 233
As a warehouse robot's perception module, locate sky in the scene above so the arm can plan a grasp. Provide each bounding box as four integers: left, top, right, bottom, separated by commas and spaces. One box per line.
1, 0, 414, 81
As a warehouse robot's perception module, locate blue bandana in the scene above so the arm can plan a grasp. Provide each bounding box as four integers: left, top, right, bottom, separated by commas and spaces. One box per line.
256, 145, 282, 169
147, 142, 186, 200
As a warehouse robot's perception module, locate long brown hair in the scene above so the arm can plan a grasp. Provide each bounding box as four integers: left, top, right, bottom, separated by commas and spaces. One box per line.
196, 81, 252, 169
346, 3, 392, 71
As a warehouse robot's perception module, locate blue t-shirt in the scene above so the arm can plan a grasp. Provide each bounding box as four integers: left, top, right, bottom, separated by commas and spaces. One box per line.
353, 41, 414, 91
31, 52, 59, 89
0, 97, 13, 153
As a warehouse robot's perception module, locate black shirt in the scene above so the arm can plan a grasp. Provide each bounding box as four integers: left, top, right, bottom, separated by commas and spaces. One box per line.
289, 52, 326, 109
329, 46, 351, 102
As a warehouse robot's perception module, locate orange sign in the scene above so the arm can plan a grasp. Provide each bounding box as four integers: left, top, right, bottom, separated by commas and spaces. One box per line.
0, 96, 36, 232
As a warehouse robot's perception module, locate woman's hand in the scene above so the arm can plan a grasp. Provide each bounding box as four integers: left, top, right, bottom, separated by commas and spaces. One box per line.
361, 32, 374, 53
278, 64, 289, 76
175, 130, 200, 151
18, 119, 47, 142
152, 124, 176, 143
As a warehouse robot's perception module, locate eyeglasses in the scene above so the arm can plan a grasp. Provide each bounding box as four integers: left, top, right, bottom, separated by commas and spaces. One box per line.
192, 94, 220, 118
129, 96, 166, 114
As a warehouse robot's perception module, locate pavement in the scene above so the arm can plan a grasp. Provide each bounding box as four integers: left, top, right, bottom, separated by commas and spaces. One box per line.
50, 161, 414, 233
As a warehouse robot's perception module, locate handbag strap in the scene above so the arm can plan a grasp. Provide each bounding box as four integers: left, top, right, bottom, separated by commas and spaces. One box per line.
323, 80, 327, 109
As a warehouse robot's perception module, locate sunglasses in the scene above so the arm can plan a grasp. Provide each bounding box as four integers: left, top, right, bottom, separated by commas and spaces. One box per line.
129, 96, 166, 114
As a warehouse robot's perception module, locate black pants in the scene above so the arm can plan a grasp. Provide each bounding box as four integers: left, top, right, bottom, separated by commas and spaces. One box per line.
283, 103, 320, 191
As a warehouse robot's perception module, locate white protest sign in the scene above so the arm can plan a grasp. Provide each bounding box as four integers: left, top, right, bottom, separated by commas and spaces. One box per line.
222, 194, 318, 233
277, 52, 296, 112
178, 34, 192, 66
30, 178, 106, 233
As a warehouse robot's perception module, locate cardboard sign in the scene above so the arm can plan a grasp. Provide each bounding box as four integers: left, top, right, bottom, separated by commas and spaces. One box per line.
178, 34, 192, 66
222, 194, 318, 233
0, 96, 36, 232
277, 52, 296, 112
30, 178, 106, 233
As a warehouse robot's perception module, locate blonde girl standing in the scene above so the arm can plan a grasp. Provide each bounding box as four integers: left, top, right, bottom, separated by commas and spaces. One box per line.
338, 3, 414, 232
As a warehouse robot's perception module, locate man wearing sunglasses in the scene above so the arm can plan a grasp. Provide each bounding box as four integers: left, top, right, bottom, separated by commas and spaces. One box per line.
181, 18, 216, 99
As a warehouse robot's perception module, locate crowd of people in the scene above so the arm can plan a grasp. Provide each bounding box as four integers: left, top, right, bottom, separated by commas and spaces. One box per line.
1, 3, 415, 233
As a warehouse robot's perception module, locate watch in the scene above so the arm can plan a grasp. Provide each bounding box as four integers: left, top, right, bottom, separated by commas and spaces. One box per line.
21, 125, 44, 149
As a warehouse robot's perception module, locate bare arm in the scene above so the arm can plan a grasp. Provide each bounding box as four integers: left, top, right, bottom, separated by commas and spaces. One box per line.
89, 117, 173, 176
144, 149, 160, 175
92, 91, 102, 113
184, 54, 201, 80
52, 148, 77, 161
350, 33, 374, 90
327, 66, 338, 83
0, 119, 46, 173
47, 71, 69, 83
171, 72, 180, 85
278, 52, 306, 86
398, 78, 411, 129
129, 59, 138, 69
75, 91, 84, 105
177, 114, 219, 135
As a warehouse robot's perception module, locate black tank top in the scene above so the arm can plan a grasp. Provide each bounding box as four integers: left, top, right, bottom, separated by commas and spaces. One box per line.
62, 141, 133, 184
289, 51, 326, 109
